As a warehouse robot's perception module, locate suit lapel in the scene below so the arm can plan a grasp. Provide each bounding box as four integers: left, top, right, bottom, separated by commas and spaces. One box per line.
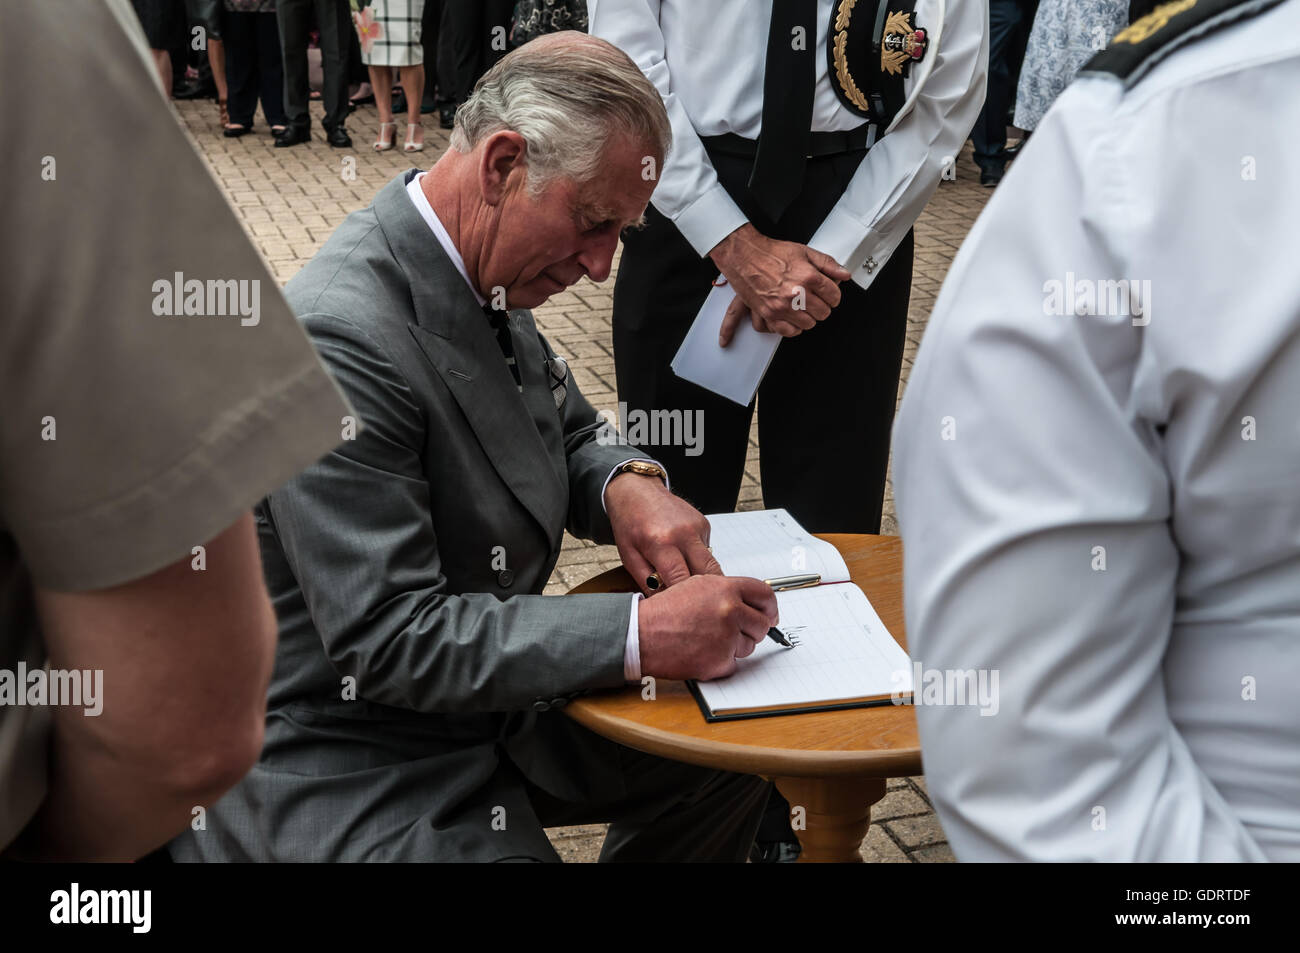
512, 313, 568, 492
375, 171, 566, 543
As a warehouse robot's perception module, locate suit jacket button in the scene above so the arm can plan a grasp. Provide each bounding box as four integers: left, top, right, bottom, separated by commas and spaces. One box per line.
550, 696, 568, 709
498, 569, 515, 587
532, 699, 550, 712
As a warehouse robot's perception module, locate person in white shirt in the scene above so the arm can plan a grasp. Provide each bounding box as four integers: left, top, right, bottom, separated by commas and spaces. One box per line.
589, 0, 988, 535
591, 0, 986, 861
894, 0, 1300, 861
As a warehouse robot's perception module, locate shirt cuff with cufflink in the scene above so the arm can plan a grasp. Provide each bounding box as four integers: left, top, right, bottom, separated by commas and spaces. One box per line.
807, 209, 896, 292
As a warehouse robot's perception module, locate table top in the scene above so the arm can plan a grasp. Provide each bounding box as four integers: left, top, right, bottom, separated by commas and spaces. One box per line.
566, 534, 922, 779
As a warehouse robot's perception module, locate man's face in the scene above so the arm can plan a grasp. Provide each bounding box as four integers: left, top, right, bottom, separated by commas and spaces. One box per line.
477, 134, 659, 309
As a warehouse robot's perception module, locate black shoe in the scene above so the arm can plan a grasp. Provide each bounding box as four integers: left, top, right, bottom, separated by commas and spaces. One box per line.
274, 125, 311, 147
326, 125, 353, 148
749, 839, 802, 863
439, 105, 456, 130
980, 171, 1002, 188
1002, 132, 1030, 159
174, 80, 216, 101
223, 124, 251, 138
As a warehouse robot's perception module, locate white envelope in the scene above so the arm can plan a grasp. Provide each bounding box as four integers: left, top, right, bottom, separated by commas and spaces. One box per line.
670, 280, 781, 407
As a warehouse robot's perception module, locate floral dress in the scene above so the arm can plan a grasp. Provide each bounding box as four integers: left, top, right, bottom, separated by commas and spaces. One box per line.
353, 0, 425, 68
1013, 0, 1128, 131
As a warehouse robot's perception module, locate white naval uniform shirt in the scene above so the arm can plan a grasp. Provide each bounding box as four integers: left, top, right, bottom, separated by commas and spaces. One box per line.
893, 1, 1300, 861
587, 0, 988, 287
405, 173, 652, 681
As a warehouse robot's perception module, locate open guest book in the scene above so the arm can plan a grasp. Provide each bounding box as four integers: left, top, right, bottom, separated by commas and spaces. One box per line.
689, 509, 914, 722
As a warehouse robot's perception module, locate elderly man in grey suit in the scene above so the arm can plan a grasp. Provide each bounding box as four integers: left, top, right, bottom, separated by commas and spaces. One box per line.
171, 32, 777, 863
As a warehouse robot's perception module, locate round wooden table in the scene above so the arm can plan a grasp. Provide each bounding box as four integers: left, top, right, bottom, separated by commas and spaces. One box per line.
566, 533, 921, 862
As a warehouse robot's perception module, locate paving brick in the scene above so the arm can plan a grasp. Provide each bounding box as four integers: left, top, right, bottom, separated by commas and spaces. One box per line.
870, 788, 931, 821
546, 827, 606, 863
859, 824, 910, 862
884, 812, 950, 849
912, 844, 958, 863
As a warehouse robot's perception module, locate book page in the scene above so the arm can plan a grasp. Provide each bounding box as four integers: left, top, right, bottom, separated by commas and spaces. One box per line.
695, 583, 913, 715
706, 509, 851, 584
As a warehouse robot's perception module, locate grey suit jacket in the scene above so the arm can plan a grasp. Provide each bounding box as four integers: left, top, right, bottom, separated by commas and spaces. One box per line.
172, 171, 646, 861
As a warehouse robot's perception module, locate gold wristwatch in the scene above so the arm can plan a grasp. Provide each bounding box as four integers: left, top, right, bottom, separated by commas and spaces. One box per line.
616, 460, 667, 485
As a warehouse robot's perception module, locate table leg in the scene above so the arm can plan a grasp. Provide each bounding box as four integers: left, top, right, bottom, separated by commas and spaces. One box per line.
772, 776, 887, 863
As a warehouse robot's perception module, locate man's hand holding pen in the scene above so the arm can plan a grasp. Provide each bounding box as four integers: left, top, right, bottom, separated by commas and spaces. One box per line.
606, 474, 780, 679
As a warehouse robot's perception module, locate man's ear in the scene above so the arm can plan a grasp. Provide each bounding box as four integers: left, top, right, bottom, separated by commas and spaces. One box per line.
479, 130, 528, 206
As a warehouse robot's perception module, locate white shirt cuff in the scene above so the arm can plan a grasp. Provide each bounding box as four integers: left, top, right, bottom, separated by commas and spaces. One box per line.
807, 208, 895, 291
668, 183, 750, 258
624, 593, 643, 682
600, 458, 670, 513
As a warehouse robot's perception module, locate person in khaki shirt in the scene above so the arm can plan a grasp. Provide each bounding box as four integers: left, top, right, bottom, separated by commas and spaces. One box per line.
0, 0, 352, 861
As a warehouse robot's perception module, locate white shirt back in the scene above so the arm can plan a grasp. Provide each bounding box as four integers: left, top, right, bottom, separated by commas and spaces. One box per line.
895, 0, 1300, 861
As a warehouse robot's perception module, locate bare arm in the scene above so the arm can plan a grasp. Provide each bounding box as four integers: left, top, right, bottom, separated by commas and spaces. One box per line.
11, 514, 276, 861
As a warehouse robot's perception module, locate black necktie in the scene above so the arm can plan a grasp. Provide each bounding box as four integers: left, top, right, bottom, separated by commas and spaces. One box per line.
483, 305, 522, 390
749, 0, 817, 223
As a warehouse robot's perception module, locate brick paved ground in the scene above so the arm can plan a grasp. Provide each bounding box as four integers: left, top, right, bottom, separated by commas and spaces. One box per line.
176, 96, 995, 862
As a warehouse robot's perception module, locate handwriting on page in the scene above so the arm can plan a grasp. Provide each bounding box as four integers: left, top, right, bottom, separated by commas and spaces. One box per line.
779, 625, 805, 646
697, 585, 910, 714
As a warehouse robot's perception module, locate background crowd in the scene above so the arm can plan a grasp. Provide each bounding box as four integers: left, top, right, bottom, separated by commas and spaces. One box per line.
129, 0, 1163, 185
129, 0, 587, 149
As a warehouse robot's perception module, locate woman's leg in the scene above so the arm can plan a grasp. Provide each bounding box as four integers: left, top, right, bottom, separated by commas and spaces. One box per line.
401, 63, 425, 149
369, 65, 396, 148
208, 38, 228, 106
151, 48, 173, 99
370, 65, 394, 122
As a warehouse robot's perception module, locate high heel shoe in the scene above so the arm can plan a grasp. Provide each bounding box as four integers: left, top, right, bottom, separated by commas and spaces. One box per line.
404, 122, 424, 153
373, 121, 396, 152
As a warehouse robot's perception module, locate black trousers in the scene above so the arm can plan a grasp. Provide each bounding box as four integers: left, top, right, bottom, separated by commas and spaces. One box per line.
422, 0, 444, 107
224, 11, 286, 128
436, 0, 514, 105
612, 144, 913, 534
972, 0, 1036, 171
277, 0, 351, 131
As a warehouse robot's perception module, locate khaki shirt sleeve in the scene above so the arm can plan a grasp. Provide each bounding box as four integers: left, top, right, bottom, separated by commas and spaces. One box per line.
0, 0, 354, 591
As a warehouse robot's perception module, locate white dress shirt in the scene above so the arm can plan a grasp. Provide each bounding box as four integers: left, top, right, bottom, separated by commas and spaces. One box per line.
406, 174, 650, 681
894, 2, 1300, 861
587, 0, 988, 287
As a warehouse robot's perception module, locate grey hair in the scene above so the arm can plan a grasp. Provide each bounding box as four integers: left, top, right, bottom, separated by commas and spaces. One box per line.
449, 31, 672, 195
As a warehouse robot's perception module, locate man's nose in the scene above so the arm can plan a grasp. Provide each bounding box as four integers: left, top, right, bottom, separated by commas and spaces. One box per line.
576, 228, 620, 284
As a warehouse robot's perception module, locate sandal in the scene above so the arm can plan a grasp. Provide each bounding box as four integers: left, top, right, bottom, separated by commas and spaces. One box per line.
218, 98, 229, 127
403, 122, 424, 153
373, 121, 396, 151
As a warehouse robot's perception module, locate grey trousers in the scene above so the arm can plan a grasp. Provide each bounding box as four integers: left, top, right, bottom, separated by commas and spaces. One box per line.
518, 734, 768, 862
170, 709, 770, 863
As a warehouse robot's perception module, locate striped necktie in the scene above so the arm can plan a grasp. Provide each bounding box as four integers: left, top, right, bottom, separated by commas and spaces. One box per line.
483, 304, 522, 390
